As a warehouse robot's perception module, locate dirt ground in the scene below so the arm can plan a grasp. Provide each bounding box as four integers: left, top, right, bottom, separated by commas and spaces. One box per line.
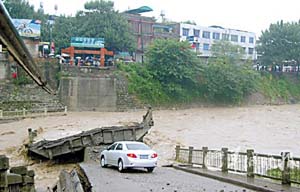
1, 104, 300, 190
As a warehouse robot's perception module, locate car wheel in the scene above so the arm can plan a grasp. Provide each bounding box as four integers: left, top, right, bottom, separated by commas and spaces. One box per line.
146, 167, 154, 173
100, 156, 107, 168
118, 159, 124, 172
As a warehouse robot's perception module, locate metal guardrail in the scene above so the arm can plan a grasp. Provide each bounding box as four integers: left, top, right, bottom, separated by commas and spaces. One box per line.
175, 146, 300, 185
0, 106, 67, 120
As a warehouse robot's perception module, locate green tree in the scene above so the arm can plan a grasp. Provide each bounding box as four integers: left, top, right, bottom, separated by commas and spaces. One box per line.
210, 40, 246, 65
257, 20, 300, 66
54, 0, 136, 52
146, 39, 201, 100
204, 41, 258, 103
203, 60, 257, 103
3, 0, 35, 19
117, 62, 169, 105
50, 16, 77, 49
84, 0, 114, 13
49, 0, 135, 52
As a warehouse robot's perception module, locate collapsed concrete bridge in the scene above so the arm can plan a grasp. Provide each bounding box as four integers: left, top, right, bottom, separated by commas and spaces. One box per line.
27, 107, 153, 160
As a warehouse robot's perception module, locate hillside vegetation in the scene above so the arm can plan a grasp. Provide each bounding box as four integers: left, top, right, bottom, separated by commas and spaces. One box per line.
117, 39, 300, 107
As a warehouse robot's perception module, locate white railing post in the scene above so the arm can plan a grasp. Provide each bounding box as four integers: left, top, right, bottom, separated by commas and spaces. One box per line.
64, 106, 68, 115
1, 106, 68, 120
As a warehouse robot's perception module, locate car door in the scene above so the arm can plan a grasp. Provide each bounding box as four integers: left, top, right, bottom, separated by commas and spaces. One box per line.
112, 143, 123, 165
106, 143, 117, 165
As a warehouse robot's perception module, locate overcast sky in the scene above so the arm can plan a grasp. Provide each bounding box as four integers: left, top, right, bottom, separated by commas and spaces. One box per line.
27, 0, 300, 37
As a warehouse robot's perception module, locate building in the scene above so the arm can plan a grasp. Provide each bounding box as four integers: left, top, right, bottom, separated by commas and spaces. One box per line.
124, 12, 155, 62
123, 7, 255, 62
123, 6, 179, 62
176, 23, 257, 60
153, 23, 179, 40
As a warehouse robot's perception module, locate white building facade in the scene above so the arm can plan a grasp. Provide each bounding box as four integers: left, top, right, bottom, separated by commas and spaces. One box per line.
179, 23, 257, 60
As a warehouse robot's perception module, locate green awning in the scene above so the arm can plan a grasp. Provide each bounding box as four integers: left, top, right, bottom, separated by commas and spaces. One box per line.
124, 6, 153, 14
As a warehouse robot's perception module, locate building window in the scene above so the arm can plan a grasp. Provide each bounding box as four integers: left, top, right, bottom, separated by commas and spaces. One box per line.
194, 29, 200, 37
222, 33, 229, 41
202, 31, 210, 39
188, 36, 194, 41
241, 36, 246, 43
248, 48, 254, 54
249, 37, 254, 44
212, 32, 220, 40
182, 28, 189, 36
203, 43, 210, 51
230, 35, 238, 42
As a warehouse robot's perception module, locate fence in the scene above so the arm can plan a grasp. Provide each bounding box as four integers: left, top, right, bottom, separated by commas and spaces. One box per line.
0, 106, 67, 120
175, 146, 300, 185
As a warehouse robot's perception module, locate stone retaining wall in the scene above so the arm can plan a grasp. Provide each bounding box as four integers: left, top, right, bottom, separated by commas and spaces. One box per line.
0, 155, 35, 192
0, 83, 63, 111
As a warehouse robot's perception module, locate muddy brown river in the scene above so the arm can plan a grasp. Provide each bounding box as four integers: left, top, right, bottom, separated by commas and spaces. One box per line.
0, 104, 299, 189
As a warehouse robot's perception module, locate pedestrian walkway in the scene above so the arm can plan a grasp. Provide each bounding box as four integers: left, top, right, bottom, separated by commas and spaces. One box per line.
173, 164, 300, 192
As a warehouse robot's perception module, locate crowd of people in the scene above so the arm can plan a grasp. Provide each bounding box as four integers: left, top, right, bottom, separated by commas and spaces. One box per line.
254, 64, 299, 72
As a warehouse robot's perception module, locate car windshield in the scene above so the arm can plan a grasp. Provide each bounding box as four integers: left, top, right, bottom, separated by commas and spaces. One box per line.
126, 143, 150, 150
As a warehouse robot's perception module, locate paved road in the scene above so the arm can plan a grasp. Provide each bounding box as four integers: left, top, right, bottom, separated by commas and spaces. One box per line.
80, 162, 255, 192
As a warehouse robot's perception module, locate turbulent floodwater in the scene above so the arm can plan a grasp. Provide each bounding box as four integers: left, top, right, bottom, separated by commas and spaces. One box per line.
145, 104, 300, 165
0, 104, 300, 189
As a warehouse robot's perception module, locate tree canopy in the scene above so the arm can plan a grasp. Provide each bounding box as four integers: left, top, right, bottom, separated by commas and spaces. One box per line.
210, 40, 245, 65
146, 39, 201, 99
257, 20, 300, 66
146, 39, 200, 85
84, 0, 114, 13
203, 41, 258, 103
50, 0, 135, 52
3, 0, 36, 19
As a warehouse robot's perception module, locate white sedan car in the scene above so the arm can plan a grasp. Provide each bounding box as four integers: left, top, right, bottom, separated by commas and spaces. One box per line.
100, 141, 158, 172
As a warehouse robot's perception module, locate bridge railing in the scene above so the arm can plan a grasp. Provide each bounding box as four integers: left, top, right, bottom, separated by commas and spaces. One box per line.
175, 145, 300, 185
0, 106, 67, 120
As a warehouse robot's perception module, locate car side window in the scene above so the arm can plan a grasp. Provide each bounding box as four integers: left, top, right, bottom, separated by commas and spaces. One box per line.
108, 143, 117, 150
116, 144, 123, 150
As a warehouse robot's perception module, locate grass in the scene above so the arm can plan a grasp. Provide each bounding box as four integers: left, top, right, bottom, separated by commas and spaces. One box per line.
267, 167, 300, 182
